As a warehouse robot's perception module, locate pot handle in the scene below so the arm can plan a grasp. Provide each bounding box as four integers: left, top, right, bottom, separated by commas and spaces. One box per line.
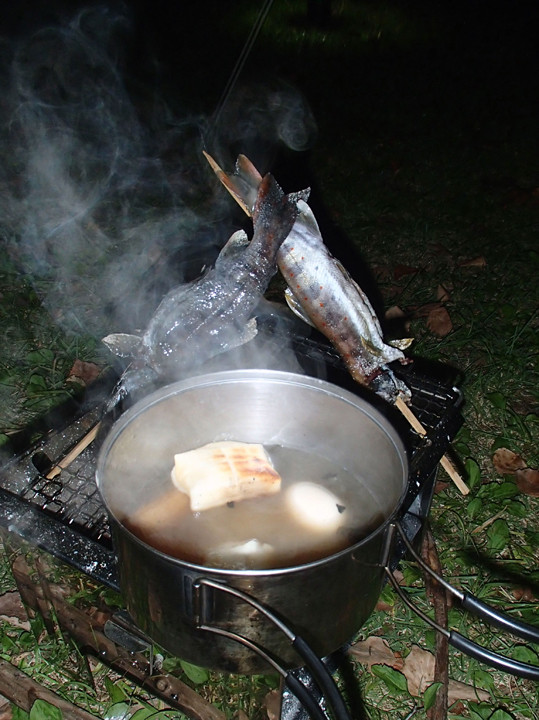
385, 523, 539, 680
192, 577, 352, 720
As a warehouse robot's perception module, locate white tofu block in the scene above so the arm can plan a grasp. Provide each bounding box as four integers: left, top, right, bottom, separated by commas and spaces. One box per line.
171, 441, 282, 511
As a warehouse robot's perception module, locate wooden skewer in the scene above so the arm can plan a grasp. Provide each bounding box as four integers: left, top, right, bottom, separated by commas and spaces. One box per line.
395, 397, 469, 494
46, 422, 101, 479
203, 151, 252, 216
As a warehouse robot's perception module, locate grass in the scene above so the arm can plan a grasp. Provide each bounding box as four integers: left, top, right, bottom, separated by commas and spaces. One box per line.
1, 0, 539, 718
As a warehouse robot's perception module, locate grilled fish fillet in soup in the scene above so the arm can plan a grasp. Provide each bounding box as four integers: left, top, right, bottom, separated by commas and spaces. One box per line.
103, 173, 299, 409
204, 152, 412, 402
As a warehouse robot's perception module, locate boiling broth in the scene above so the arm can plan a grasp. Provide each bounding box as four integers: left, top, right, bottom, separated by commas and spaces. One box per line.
122, 444, 386, 569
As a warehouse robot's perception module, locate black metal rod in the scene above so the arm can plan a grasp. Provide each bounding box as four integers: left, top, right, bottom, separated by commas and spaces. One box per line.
388, 521, 539, 679
194, 578, 352, 720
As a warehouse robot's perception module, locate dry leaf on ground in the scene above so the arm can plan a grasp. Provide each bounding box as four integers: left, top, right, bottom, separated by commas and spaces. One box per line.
263, 689, 282, 720
436, 284, 452, 302
0, 591, 30, 629
348, 636, 403, 670
394, 264, 419, 280
385, 305, 407, 321
67, 359, 102, 386
0, 696, 12, 720
411, 301, 442, 318
515, 467, 539, 496
427, 306, 453, 337
350, 641, 490, 704
512, 586, 536, 602
458, 256, 487, 268
492, 447, 527, 474
403, 647, 489, 704
493, 449, 539, 496
401, 645, 433, 695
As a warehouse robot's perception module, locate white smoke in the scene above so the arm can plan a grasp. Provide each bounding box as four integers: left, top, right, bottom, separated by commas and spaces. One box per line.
0, 5, 318, 358
0, 6, 227, 337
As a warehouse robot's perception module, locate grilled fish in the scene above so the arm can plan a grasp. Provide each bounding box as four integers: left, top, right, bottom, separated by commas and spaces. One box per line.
204, 152, 411, 401
104, 172, 298, 409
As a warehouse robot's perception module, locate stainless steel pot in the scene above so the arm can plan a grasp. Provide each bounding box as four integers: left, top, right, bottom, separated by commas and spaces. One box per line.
96, 369, 408, 674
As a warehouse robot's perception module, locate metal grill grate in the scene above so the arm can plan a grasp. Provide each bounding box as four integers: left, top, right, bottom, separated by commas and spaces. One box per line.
0, 333, 464, 590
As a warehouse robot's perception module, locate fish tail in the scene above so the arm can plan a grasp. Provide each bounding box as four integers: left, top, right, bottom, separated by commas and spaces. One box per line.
252, 174, 298, 257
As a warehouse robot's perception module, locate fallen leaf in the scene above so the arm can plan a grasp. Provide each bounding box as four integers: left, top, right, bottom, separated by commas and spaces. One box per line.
436, 284, 452, 302
448, 678, 490, 703
512, 587, 536, 602
263, 689, 282, 720
427, 306, 453, 337
458, 256, 487, 268
385, 305, 407, 320
394, 264, 419, 280
348, 636, 404, 670
402, 645, 433, 695
411, 301, 442, 318
0, 698, 12, 720
402, 646, 490, 703
0, 591, 30, 629
372, 264, 392, 281
67, 359, 101, 386
351, 641, 490, 704
429, 242, 452, 257
515, 467, 539, 496
492, 448, 526, 475
374, 598, 394, 612
434, 480, 450, 494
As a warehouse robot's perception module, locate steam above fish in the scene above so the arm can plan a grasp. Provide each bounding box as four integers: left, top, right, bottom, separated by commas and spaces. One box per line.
204, 152, 411, 401
104, 173, 298, 408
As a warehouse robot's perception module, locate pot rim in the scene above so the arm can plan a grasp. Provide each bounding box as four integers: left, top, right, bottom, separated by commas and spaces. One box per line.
96, 368, 410, 577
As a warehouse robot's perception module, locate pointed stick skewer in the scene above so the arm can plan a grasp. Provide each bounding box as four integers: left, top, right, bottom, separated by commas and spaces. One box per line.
204, 150, 469, 495
395, 397, 468, 494
45, 422, 101, 479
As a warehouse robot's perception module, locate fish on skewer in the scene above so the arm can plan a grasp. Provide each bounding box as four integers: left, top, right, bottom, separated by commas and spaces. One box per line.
204, 152, 468, 494
103, 172, 299, 411
203, 151, 412, 402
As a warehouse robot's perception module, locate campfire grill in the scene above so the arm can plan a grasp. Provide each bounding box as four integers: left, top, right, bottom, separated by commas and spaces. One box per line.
0, 326, 463, 719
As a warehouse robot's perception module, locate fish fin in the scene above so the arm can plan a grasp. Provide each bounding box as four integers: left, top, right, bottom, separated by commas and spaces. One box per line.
369, 368, 412, 404
250, 174, 299, 262
226, 317, 258, 350
105, 363, 160, 414
284, 288, 316, 328
296, 199, 321, 236
290, 188, 311, 205
236, 154, 263, 184
242, 317, 259, 343
389, 337, 414, 350
236, 156, 311, 210
219, 229, 250, 259
360, 336, 385, 358
102, 333, 141, 358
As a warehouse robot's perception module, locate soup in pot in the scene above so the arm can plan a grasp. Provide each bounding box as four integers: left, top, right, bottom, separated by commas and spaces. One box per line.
121, 443, 385, 569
